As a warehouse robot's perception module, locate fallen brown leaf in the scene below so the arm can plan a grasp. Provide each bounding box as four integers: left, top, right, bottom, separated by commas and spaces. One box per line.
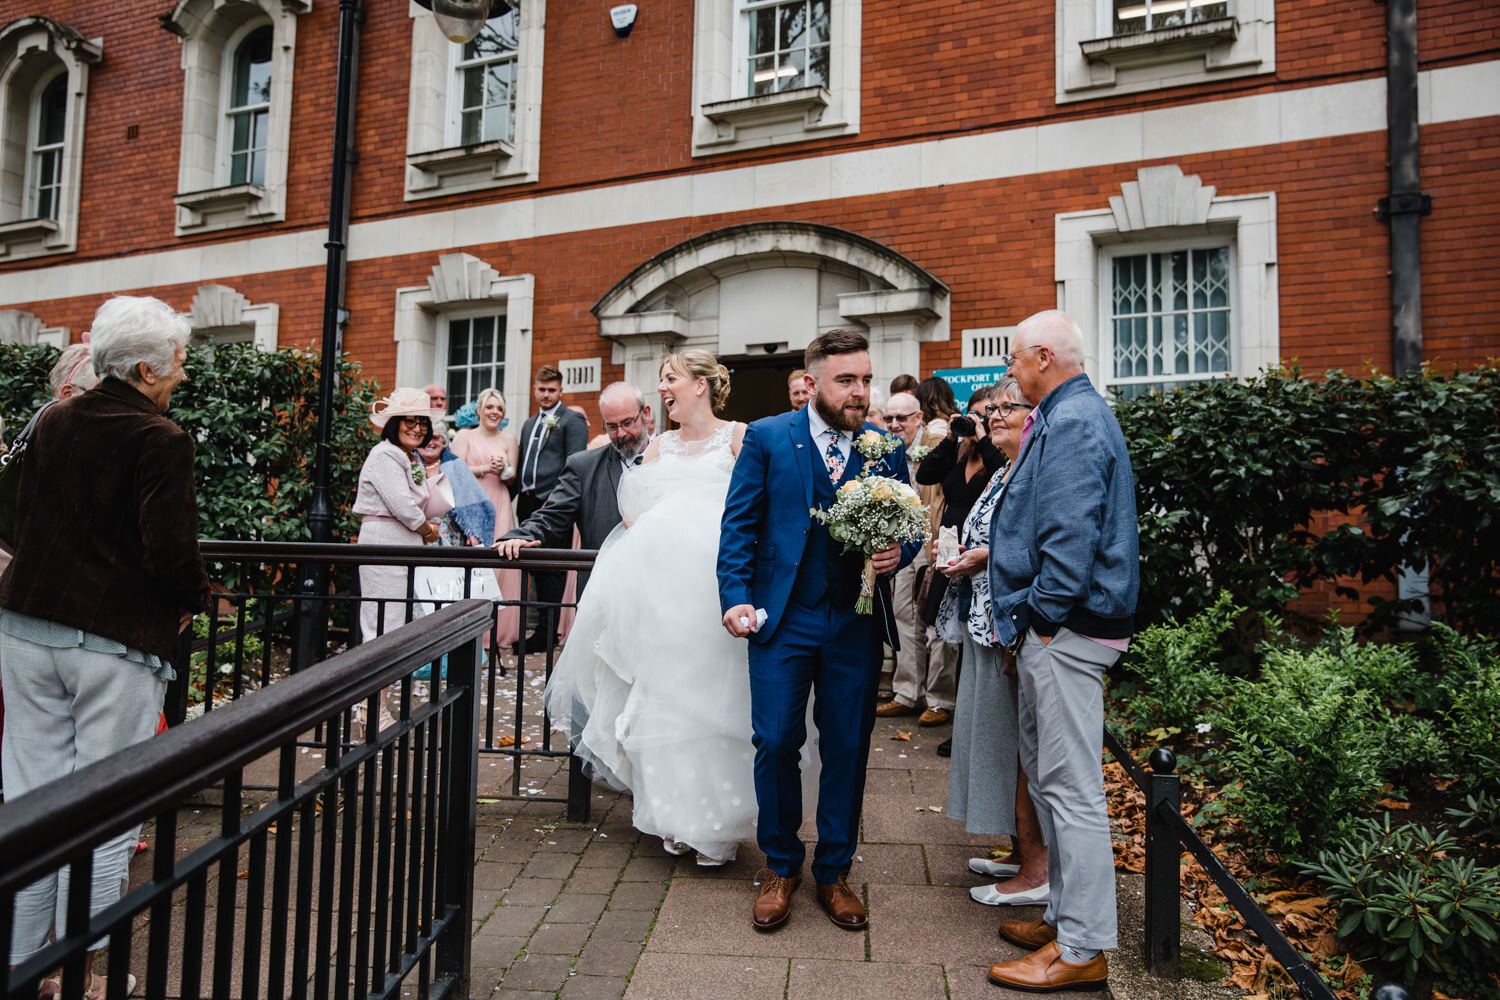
892, 730, 912, 741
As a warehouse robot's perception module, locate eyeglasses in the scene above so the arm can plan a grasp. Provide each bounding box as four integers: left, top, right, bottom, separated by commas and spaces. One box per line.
884, 411, 920, 423
979, 401, 1034, 417
1001, 345, 1046, 368
603, 410, 644, 434
399, 416, 431, 428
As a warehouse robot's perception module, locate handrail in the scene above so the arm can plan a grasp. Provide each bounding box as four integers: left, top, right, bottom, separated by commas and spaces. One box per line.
1103, 727, 1343, 1000
0, 599, 493, 895
198, 539, 599, 572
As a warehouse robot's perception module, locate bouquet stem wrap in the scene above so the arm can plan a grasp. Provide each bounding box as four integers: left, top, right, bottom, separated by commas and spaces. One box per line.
857, 557, 877, 615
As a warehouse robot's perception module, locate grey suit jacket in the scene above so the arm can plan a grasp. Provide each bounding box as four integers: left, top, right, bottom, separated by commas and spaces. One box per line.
500, 445, 626, 594
517, 407, 590, 499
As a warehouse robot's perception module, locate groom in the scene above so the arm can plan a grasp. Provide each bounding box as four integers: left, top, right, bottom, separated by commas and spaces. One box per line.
718, 329, 918, 931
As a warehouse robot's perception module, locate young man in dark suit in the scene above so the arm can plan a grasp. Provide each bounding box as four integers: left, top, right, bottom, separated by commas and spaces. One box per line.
514, 365, 589, 651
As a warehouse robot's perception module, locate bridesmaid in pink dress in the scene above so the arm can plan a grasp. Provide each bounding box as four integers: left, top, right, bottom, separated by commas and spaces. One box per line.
450, 388, 522, 649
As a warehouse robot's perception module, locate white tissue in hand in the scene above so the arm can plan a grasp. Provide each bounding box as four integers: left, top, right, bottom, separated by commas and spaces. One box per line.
737, 608, 769, 630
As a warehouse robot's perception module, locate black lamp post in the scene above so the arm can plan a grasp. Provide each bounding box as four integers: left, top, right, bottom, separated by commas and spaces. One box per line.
306, 0, 511, 548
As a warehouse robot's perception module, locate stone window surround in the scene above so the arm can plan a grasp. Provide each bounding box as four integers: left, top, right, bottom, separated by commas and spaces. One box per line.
393, 253, 534, 421
0, 308, 68, 347
163, 0, 310, 236
404, 0, 544, 201
690, 0, 860, 157
1054, 165, 1278, 392
0, 16, 101, 262
1055, 0, 1274, 104
593, 222, 947, 412
188, 283, 279, 349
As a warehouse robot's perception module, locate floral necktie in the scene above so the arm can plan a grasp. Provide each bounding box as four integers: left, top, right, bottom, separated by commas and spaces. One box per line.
824, 431, 845, 482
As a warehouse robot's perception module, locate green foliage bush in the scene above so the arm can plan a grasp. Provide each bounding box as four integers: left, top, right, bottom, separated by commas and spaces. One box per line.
0, 342, 379, 545
1114, 365, 1500, 633
1294, 815, 1500, 994
1120, 590, 1237, 736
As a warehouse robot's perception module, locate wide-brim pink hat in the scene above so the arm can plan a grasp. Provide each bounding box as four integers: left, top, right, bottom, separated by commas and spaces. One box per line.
370, 387, 445, 429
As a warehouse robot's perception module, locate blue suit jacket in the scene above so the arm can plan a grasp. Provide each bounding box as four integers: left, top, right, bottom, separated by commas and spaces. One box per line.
717, 407, 920, 648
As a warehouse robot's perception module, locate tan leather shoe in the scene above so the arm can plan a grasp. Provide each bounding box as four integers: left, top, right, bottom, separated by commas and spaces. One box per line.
751, 868, 799, 931
874, 700, 919, 717
998, 916, 1058, 950
918, 707, 952, 726
987, 941, 1107, 992
816, 874, 868, 929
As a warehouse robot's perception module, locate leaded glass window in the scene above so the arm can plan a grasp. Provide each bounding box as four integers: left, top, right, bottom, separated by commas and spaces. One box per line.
29, 74, 66, 220
227, 26, 272, 186
1112, 0, 1229, 35
1109, 247, 1231, 398
744, 0, 831, 96
444, 314, 507, 411
455, 12, 519, 146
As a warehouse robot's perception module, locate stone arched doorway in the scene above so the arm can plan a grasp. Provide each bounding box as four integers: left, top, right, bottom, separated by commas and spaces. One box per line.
592, 222, 950, 424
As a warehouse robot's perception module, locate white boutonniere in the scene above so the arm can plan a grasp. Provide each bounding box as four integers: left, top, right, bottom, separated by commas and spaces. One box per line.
908, 443, 931, 464
542, 413, 560, 431
853, 428, 900, 465
410, 458, 425, 485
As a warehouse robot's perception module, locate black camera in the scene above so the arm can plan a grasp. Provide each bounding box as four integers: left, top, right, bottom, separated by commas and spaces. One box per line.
949, 414, 976, 438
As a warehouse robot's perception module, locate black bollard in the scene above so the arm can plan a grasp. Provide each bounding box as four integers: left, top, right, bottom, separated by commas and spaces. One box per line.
1144, 747, 1181, 977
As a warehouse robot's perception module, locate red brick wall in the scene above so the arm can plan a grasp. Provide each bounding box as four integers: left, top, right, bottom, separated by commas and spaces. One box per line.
9, 0, 1498, 268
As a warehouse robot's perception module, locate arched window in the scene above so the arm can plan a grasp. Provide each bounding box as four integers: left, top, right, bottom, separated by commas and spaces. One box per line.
225, 25, 272, 186
0, 16, 99, 259
28, 72, 67, 220
453, 11, 518, 146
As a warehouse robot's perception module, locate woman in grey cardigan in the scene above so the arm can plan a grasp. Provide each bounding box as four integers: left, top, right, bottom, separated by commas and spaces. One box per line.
935, 375, 1050, 907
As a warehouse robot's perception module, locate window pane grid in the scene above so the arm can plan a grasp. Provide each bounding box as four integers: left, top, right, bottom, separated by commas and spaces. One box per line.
745, 0, 831, 96
1113, 0, 1229, 34
28, 75, 67, 220
1111, 247, 1231, 395
227, 26, 272, 186
456, 13, 519, 145
443, 314, 507, 412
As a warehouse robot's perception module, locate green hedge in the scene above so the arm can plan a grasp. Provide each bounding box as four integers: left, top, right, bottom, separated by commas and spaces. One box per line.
0, 343, 380, 544
1114, 365, 1500, 633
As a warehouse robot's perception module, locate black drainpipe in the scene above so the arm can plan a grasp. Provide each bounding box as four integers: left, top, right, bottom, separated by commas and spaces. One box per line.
1378, 0, 1430, 377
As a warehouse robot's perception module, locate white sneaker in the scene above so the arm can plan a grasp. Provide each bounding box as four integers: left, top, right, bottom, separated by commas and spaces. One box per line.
970, 882, 1051, 906
662, 837, 693, 856
695, 853, 729, 867
968, 857, 1023, 878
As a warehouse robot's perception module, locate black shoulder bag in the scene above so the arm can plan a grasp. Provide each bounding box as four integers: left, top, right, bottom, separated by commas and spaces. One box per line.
0, 400, 58, 551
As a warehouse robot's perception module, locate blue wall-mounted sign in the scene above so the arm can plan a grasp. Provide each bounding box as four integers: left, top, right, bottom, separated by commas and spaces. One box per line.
931, 366, 1009, 410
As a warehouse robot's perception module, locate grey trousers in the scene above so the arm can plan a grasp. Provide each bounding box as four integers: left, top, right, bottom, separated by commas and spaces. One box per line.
1016, 627, 1120, 952
889, 558, 957, 711
1, 632, 166, 962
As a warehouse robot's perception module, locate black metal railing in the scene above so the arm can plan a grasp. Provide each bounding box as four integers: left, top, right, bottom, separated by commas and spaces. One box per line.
0, 600, 492, 1000
1106, 728, 1410, 1000
179, 541, 596, 821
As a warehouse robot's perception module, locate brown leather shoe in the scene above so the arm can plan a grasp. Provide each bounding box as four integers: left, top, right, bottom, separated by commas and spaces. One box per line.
751, 868, 799, 931
998, 916, 1058, 950
917, 707, 951, 726
815, 874, 868, 929
987, 941, 1107, 992
874, 700, 919, 717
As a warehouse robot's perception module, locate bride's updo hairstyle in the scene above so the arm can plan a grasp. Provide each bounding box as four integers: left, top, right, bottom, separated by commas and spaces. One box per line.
661, 349, 732, 414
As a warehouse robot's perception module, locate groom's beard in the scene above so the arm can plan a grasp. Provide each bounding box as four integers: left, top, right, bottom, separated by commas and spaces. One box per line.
812, 392, 868, 433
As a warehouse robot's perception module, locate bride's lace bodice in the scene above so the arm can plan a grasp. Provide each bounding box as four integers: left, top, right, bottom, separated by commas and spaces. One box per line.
654, 422, 739, 476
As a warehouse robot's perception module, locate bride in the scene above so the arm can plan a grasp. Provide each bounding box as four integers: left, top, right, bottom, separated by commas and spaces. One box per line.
545, 349, 809, 866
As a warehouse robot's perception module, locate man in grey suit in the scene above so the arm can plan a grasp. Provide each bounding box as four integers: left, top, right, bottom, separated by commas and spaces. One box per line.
495, 382, 653, 596
514, 365, 591, 650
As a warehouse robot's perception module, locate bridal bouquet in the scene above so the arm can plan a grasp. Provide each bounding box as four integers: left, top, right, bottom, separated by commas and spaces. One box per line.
811, 474, 929, 614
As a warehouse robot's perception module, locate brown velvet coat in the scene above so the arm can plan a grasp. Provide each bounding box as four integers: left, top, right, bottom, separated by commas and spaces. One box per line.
0, 377, 211, 662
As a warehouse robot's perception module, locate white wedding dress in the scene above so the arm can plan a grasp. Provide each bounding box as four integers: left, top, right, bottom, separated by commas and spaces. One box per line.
544, 423, 813, 862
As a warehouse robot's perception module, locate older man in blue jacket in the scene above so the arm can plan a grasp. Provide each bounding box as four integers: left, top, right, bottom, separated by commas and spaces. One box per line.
984, 310, 1140, 993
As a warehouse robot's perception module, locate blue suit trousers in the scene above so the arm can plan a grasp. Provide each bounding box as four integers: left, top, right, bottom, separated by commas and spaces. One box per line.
748, 594, 883, 885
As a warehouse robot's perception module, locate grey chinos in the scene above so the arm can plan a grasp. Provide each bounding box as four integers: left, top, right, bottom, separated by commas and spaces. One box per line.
1016, 627, 1120, 952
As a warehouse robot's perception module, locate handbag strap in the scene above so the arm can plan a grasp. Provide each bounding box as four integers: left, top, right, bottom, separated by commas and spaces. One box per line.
0, 399, 58, 468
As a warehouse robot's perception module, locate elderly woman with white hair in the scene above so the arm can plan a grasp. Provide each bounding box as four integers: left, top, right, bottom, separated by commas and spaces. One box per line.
0, 294, 210, 997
